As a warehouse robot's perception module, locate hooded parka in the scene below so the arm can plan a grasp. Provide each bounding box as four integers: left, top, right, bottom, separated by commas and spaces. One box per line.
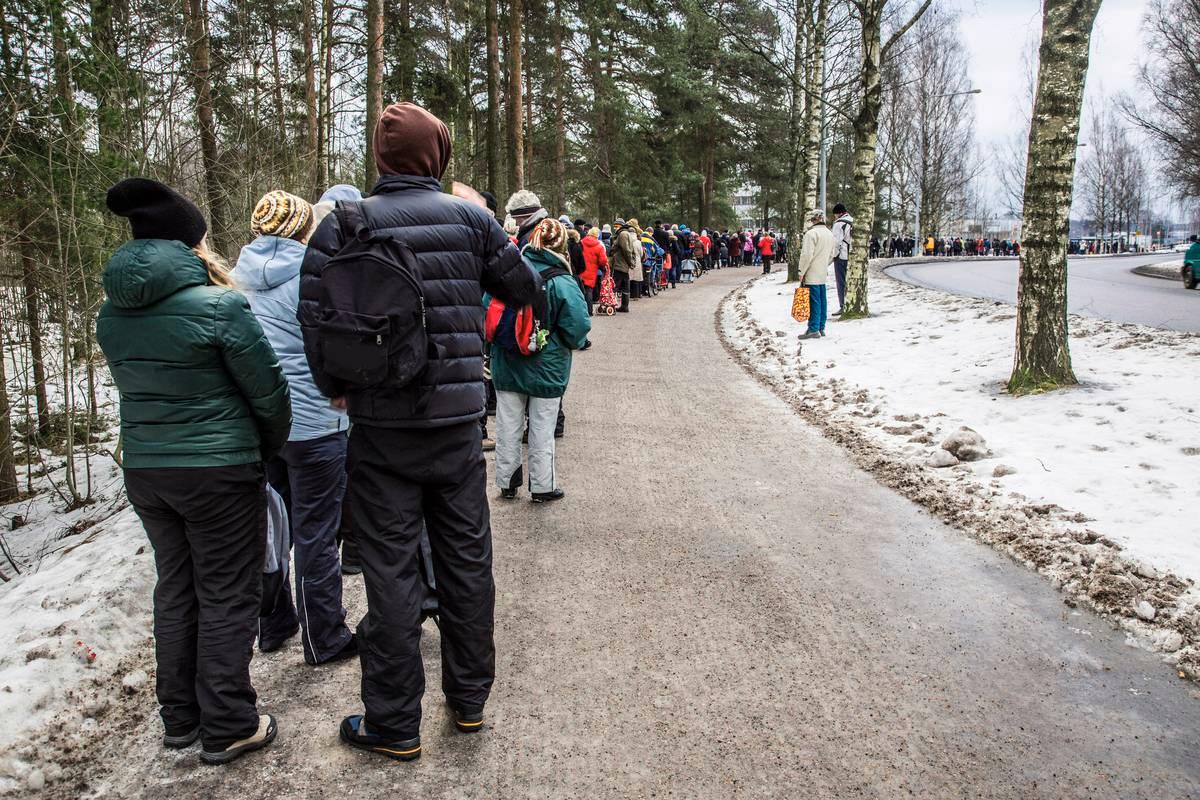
97, 239, 292, 467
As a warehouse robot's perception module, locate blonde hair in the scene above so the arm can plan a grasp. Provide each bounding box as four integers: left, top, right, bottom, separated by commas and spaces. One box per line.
193, 238, 236, 289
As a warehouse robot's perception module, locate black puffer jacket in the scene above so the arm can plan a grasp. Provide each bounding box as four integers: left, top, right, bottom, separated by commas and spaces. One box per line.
298, 174, 536, 428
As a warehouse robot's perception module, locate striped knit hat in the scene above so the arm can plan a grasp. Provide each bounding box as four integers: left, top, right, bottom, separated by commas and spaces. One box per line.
528, 217, 568, 256
251, 190, 314, 241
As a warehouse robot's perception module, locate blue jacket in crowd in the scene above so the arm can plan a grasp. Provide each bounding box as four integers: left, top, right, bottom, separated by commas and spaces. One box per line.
233, 229, 348, 442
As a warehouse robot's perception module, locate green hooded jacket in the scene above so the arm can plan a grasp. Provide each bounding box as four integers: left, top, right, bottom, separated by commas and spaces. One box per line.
96, 239, 292, 468
488, 247, 592, 399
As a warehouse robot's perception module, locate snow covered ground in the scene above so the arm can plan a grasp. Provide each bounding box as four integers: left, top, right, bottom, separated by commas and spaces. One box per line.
721, 263, 1200, 670
0, 325, 158, 793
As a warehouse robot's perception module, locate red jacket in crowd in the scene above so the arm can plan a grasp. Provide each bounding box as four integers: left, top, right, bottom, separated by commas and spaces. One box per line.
580, 234, 608, 288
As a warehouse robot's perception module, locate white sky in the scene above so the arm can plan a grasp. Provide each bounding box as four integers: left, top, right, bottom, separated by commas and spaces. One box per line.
951, 0, 1155, 212
956, 0, 1147, 144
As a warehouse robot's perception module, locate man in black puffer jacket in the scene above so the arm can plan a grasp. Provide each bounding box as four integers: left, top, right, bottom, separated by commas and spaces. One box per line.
298, 102, 537, 761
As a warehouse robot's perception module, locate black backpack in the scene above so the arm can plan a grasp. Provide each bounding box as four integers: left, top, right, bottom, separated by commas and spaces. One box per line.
315, 201, 428, 390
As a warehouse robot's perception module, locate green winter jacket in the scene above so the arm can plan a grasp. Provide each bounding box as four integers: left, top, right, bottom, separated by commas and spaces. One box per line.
489, 248, 592, 399
96, 239, 292, 468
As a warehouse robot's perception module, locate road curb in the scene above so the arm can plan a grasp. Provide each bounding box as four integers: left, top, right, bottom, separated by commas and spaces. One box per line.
1132, 264, 1181, 282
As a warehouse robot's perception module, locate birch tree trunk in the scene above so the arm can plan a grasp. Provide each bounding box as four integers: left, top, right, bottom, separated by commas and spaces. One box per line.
785, 5, 806, 283
1008, 0, 1102, 394
842, 0, 931, 318
507, 0, 525, 192
802, 0, 826, 213
364, 0, 384, 187
840, 4, 883, 319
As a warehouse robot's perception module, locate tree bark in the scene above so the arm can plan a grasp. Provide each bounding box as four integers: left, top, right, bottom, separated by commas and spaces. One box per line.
842, 0, 931, 318
485, 0, 501, 197
506, 0, 525, 192
397, 0, 415, 101
364, 0, 384, 187
183, 0, 225, 252
302, 0, 319, 196
317, 0, 334, 190
1008, 0, 1102, 394
551, 0, 566, 213
802, 0, 826, 213
0, 319, 19, 503
18, 228, 49, 437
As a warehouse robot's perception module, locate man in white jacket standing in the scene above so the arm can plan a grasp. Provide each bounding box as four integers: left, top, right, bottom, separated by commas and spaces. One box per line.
830, 203, 853, 315
796, 209, 836, 340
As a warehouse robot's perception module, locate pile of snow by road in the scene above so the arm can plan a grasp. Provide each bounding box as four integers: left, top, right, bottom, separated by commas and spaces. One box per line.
721, 263, 1200, 671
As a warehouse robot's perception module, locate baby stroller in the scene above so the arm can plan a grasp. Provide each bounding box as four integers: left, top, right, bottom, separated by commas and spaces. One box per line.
597, 272, 619, 315
681, 258, 698, 283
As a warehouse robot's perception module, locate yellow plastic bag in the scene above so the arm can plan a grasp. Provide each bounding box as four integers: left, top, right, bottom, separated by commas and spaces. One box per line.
791, 286, 810, 323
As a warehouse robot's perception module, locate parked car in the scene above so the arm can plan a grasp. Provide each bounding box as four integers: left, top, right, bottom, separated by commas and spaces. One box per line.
1183, 237, 1199, 290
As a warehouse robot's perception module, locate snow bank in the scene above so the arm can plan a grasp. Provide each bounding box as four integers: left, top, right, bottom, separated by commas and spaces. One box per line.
0, 506, 152, 746
722, 265, 1200, 670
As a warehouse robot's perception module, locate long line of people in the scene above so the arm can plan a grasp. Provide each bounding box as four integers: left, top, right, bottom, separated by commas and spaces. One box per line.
869, 235, 1022, 259
96, 100, 772, 768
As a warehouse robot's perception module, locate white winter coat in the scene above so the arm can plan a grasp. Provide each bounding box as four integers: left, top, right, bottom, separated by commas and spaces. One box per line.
797, 223, 835, 286
831, 214, 854, 262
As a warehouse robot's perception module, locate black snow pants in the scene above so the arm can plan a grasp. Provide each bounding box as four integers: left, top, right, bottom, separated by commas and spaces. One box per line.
347, 421, 495, 738
124, 463, 265, 750
261, 432, 353, 664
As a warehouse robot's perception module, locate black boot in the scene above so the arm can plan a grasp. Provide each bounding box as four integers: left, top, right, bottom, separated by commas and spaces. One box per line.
501, 466, 523, 500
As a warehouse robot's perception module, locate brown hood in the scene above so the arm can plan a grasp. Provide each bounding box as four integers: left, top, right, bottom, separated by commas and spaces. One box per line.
372, 103, 452, 179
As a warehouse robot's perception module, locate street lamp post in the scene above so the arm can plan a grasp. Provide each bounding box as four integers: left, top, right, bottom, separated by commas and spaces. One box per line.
913, 88, 981, 255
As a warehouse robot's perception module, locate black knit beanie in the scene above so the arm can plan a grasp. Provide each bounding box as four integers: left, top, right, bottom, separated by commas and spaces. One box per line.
106, 178, 208, 247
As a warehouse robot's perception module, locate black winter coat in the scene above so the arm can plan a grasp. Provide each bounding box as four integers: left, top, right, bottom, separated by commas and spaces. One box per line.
298, 174, 537, 428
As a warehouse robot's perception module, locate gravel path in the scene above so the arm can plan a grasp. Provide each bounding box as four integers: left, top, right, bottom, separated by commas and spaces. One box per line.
54, 269, 1200, 799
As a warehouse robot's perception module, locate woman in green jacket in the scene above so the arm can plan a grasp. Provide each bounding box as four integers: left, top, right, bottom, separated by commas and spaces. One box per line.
490, 218, 591, 502
96, 178, 291, 765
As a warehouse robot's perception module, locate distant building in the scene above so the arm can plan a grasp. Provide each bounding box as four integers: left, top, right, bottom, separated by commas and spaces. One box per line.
731, 185, 760, 231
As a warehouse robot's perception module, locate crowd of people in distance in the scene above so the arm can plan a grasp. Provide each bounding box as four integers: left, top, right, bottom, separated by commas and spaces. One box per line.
868, 235, 1022, 259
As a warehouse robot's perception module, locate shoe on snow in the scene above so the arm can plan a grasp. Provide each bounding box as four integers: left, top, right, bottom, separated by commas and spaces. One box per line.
797, 332, 821, 340
163, 724, 200, 749
339, 715, 421, 761
531, 489, 565, 504
819, 331, 826, 337
448, 703, 485, 733
200, 714, 277, 765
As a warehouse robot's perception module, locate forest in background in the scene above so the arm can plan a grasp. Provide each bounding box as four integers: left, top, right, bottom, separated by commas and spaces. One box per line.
1, 0, 1199, 529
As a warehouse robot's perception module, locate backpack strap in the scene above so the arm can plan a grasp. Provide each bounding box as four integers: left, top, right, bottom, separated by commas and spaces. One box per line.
334, 200, 370, 243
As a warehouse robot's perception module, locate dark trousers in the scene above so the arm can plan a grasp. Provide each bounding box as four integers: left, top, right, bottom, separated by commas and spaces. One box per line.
577, 277, 594, 316
261, 432, 352, 664
762, 256, 773, 275
348, 422, 495, 738
614, 271, 630, 311
834, 258, 848, 309
125, 464, 265, 749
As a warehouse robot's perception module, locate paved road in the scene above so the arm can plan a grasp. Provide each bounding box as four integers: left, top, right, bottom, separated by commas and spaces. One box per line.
887, 253, 1198, 332
65, 269, 1200, 799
